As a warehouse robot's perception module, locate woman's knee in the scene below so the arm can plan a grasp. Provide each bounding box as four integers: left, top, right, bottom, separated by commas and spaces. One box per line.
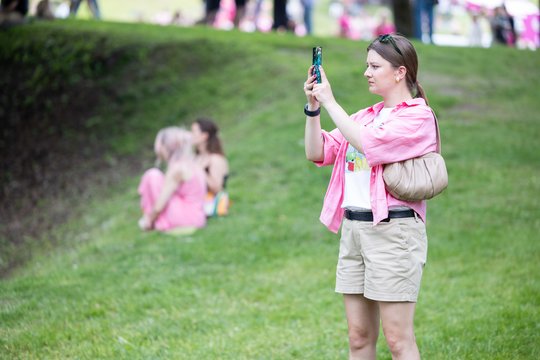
348, 326, 377, 351
383, 327, 416, 355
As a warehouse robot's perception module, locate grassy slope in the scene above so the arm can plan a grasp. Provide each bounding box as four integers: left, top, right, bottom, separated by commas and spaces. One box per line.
1, 20, 540, 359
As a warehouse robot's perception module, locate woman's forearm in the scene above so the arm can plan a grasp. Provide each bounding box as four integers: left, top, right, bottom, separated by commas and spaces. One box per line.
152, 174, 180, 218
310, 66, 364, 153
305, 114, 324, 161
324, 101, 364, 153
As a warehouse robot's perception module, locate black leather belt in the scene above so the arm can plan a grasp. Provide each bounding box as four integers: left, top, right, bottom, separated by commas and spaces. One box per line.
344, 209, 416, 222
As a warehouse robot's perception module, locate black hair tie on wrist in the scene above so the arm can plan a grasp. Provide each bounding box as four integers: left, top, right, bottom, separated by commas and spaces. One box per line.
304, 103, 321, 117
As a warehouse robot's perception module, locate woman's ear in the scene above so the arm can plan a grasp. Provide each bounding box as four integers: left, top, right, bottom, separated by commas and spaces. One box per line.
396, 66, 407, 81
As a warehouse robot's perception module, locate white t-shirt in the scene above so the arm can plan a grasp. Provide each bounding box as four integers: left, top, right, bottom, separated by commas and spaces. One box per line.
342, 107, 394, 210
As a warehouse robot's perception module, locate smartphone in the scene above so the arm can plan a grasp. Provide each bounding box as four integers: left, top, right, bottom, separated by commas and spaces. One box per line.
312, 46, 322, 83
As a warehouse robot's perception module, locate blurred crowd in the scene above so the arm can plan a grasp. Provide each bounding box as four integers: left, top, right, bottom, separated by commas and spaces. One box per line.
179, 0, 538, 49
1, 0, 100, 24
1, 0, 538, 49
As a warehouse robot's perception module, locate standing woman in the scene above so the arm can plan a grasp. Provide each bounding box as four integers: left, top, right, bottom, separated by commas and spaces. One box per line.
138, 127, 207, 231
304, 34, 437, 359
191, 118, 229, 216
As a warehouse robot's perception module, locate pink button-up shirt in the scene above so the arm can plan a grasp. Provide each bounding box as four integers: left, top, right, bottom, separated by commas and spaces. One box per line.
313, 98, 437, 233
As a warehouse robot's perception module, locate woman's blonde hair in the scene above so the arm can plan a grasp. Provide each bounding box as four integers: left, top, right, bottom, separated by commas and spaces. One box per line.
154, 126, 194, 166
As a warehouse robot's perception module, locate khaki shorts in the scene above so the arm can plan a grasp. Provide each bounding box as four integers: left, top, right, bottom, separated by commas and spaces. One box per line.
335, 216, 428, 302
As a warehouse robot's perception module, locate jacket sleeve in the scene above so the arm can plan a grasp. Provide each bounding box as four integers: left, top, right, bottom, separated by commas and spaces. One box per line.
313, 128, 344, 167
359, 106, 438, 166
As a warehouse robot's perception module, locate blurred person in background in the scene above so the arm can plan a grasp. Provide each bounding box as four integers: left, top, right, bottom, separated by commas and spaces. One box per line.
138, 127, 207, 232
0, 0, 28, 24
272, 0, 291, 31
413, 0, 437, 43
36, 0, 54, 19
491, 5, 516, 46
249, 0, 270, 31
468, 12, 483, 47
336, 2, 351, 38
233, 0, 249, 28
374, 11, 396, 37
191, 118, 230, 217
197, 0, 220, 25
301, 0, 314, 35
70, 0, 100, 19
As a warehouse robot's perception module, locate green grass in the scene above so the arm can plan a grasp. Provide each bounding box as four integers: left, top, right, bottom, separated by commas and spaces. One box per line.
1, 20, 540, 359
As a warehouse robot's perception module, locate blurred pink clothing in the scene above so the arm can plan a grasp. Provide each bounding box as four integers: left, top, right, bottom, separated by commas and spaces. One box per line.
138, 168, 207, 231
374, 23, 396, 37
339, 14, 351, 38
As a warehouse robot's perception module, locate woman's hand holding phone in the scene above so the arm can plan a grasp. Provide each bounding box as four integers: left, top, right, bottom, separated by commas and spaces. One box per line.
304, 66, 320, 109
311, 66, 335, 107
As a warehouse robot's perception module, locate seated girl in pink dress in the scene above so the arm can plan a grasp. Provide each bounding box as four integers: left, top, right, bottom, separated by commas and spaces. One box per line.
138, 127, 207, 232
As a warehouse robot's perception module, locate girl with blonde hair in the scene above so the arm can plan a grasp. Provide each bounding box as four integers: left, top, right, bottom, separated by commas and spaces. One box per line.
138, 127, 207, 231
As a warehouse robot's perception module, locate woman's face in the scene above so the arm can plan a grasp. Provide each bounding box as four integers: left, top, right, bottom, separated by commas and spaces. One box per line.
154, 135, 168, 162
364, 49, 399, 97
191, 123, 208, 147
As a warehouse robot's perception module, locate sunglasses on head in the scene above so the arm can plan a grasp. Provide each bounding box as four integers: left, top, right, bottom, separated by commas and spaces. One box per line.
377, 34, 403, 57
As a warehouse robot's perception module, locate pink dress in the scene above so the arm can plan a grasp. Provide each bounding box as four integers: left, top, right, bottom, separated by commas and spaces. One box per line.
138, 167, 207, 231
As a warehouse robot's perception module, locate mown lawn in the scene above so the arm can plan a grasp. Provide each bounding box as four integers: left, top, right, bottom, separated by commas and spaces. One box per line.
1, 20, 539, 359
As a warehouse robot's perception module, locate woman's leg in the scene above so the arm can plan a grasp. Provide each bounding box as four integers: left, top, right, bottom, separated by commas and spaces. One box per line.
302, 0, 313, 35
70, 0, 81, 15
88, 0, 101, 19
343, 294, 380, 360
379, 301, 420, 360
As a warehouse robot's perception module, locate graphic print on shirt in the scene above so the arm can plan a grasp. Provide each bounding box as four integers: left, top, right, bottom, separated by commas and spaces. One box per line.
345, 145, 369, 173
